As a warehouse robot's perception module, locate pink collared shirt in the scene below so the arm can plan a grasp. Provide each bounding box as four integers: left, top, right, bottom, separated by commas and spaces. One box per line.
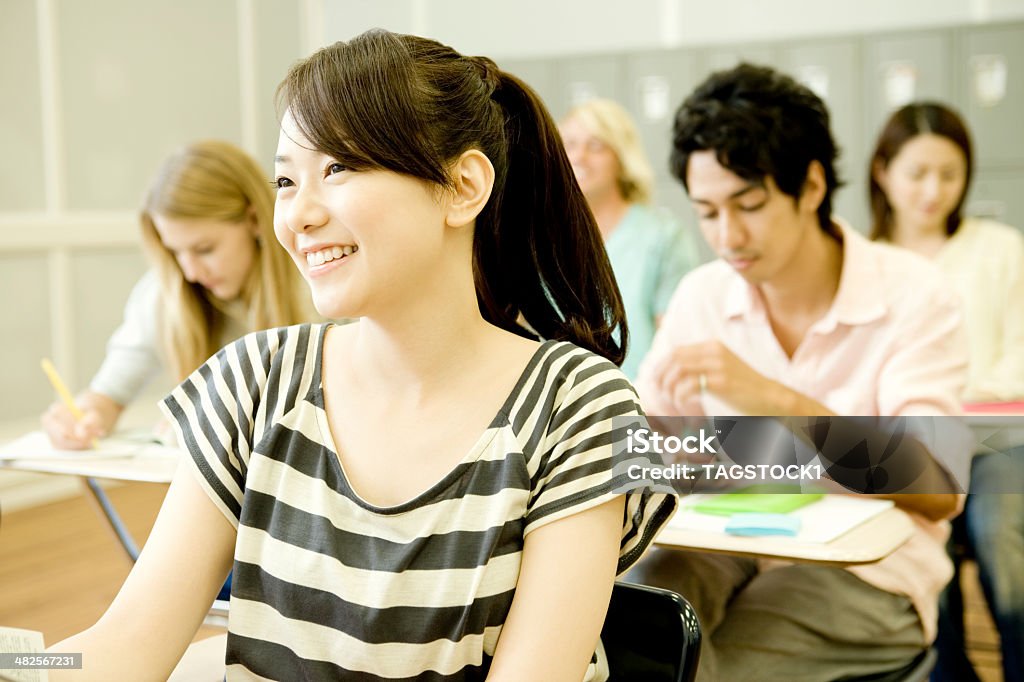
635, 223, 969, 643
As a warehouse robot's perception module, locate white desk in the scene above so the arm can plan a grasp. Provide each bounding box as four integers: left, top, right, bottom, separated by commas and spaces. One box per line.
0, 448, 179, 483
655, 499, 915, 566
0, 426, 182, 561
654, 407, 1023, 565
169, 633, 228, 681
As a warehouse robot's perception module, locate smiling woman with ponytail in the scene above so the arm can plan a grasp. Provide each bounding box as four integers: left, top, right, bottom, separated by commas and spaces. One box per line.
48, 29, 674, 682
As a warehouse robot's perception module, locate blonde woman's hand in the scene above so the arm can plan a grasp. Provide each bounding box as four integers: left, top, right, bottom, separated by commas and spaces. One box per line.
40, 391, 123, 450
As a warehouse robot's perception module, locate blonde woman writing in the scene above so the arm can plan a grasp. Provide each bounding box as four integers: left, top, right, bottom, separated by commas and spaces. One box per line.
41, 140, 313, 449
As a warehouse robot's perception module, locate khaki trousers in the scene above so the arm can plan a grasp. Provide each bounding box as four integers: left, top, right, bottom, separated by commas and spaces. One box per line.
627, 548, 926, 682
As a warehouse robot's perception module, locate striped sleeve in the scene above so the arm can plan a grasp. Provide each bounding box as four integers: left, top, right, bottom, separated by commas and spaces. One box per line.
524, 350, 676, 574
158, 328, 284, 527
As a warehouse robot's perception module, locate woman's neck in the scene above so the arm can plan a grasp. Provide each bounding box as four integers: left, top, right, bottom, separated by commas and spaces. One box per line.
353, 317, 496, 397
340, 260, 503, 400
208, 293, 249, 324
889, 218, 949, 259
586, 190, 630, 240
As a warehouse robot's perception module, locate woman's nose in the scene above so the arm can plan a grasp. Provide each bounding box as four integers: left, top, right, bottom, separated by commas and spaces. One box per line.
921, 174, 942, 201
286, 185, 330, 233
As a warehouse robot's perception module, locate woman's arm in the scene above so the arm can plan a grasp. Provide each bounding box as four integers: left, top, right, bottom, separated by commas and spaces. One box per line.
48, 462, 235, 681
487, 496, 626, 682
88, 270, 166, 407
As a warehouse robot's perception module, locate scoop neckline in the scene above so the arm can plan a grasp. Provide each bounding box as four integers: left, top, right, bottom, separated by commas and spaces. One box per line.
311, 322, 557, 515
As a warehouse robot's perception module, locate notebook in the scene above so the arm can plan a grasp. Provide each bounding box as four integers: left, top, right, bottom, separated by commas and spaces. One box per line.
669, 494, 895, 544
693, 492, 824, 516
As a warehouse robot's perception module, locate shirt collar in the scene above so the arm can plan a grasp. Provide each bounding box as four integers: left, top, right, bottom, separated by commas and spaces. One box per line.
825, 221, 888, 328
722, 220, 888, 330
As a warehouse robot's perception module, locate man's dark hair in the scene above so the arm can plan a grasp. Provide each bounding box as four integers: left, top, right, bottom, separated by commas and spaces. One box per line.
670, 63, 843, 235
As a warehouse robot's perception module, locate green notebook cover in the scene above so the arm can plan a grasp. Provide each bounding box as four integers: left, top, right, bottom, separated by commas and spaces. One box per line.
693, 492, 824, 516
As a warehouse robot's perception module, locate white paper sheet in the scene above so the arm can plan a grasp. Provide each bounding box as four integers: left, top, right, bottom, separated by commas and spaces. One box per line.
0, 430, 179, 461
0, 627, 48, 682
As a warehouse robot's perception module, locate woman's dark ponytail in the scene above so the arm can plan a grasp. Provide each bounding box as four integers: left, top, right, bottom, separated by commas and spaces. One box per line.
474, 70, 628, 366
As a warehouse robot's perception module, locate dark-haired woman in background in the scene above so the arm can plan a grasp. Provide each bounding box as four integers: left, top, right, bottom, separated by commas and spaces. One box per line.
48, 29, 674, 681
870, 101, 1024, 682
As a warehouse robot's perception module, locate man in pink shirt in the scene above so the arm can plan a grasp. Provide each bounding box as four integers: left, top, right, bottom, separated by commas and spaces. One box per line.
631, 64, 970, 681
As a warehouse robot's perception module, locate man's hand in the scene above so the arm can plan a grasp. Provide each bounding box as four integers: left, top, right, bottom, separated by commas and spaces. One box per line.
651, 341, 830, 416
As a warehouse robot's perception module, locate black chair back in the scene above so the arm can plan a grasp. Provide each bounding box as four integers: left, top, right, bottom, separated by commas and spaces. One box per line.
601, 581, 702, 682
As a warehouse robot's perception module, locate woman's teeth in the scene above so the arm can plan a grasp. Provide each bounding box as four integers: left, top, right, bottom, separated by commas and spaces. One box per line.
306, 245, 358, 266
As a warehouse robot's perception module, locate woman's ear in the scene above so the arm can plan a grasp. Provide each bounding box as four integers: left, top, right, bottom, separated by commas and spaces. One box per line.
872, 158, 889, 191
246, 206, 261, 238
446, 149, 495, 228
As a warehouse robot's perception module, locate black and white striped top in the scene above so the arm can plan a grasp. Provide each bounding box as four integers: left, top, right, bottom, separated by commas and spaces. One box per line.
161, 323, 675, 681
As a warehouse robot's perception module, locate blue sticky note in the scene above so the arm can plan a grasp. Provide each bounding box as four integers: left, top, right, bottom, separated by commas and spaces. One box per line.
724, 513, 802, 537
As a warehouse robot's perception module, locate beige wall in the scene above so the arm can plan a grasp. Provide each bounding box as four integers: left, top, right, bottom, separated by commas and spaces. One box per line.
0, 0, 308, 422
3, 0, 1024, 423
323, 0, 1024, 58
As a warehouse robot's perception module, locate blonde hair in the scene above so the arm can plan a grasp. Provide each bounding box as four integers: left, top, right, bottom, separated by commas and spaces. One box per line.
140, 140, 312, 381
563, 98, 655, 204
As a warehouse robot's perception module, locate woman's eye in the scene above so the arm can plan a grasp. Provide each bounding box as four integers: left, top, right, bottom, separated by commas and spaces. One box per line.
739, 202, 765, 213
274, 177, 293, 189
326, 162, 348, 176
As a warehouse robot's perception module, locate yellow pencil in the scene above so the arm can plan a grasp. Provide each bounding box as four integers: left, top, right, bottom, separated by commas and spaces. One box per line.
41, 358, 97, 447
